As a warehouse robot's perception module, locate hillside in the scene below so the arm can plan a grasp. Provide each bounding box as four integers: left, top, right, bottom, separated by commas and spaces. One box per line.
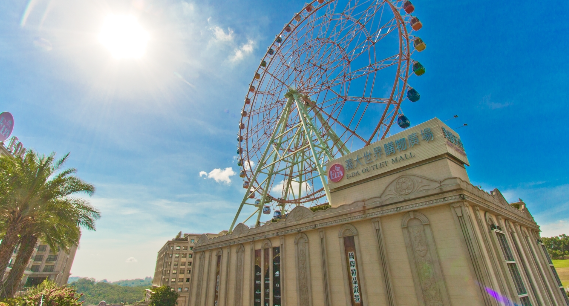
69, 276, 152, 287
71, 278, 150, 305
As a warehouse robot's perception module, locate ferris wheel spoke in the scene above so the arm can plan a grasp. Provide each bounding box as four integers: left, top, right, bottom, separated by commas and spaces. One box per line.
320, 54, 400, 90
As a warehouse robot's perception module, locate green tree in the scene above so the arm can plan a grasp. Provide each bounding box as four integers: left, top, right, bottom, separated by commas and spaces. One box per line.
72, 278, 149, 305
3, 197, 99, 298
149, 286, 178, 306
3, 280, 83, 306
0, 151, 97, 296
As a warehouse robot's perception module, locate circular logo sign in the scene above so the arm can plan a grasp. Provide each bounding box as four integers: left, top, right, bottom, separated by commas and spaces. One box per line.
0, 112, 14, 142
328, 163, 345, 183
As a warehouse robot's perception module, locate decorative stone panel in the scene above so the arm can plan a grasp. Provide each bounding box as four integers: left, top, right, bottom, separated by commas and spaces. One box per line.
401, 211, 450, 306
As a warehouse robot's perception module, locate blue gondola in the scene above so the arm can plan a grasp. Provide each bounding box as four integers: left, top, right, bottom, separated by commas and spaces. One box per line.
274, 210, 282, 219
407, 88, 420, 102
263, 205, 271, 214
397, 115, 411, 128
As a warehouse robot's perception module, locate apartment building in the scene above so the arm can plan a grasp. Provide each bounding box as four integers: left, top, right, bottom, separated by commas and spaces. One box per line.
152, 231, 226, 306
7, 241, 78, 288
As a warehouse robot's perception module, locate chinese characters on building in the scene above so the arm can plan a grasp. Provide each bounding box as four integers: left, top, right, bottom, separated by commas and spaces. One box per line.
348, 251, 361, 303
344, 128, 434, 171
441, 127, 464, 149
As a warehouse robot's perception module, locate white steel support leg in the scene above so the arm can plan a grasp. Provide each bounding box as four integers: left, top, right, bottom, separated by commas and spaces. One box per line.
290, 91, 333, 205
229, 99, 294, 232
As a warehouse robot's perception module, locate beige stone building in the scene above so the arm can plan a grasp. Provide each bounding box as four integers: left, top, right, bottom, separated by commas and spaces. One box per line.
188, 118, 568, 306
152, 231, 226, 306
6, 241, 78, 287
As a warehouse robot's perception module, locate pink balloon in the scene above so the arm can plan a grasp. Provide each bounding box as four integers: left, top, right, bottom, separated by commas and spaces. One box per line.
0, 112, 14, 142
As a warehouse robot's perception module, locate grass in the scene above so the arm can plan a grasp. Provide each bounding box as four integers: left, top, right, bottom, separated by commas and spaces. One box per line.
553, 259, 569, 287
553, 259, 569, 268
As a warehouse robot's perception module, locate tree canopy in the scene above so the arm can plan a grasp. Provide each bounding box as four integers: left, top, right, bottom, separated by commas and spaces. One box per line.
149, 286, 179, 306
72, 278, 149, 305
542, 234, 569, 259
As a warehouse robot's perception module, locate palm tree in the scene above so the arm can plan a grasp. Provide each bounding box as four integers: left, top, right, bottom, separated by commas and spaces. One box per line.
2, 197, 99, 297
0, 151, 96, 293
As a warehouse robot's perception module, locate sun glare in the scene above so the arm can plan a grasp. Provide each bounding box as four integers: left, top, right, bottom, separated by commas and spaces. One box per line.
99, 14, 149, 59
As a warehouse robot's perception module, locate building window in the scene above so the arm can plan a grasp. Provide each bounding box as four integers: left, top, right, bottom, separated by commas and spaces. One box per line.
187, 269, 191, 274
173, 270, 177, 274
43, 265, 54, 272
191, 239, 195, 243
182, 246, 188, 250
179, 269, 184, 274
171, 278, 176, 282
184, 287, 189, 291
510, 232, 541, 305
176, 246, 180, 250
175, 254, 179, 258
37, 245, 47, 252
190, 247, 193, 250
174, 262, 178, 267
178, 278, 183, 282
34, 255, 44, 262
181, 253, 186, 258
493, 229, 529, 302
181, 262, 185, 266
524, 236, 556, 305
169, 254, 172, 258
189, 262, 192, 266
46, 255, 57, 262
31, 265, 40, 272
538, 240, 569, 305
188, 254, 192, 258
177, 288, 182, 292
186, 278, 190, 282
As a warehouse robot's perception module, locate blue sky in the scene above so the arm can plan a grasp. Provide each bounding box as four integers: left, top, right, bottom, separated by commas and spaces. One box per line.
0, 0, 567, 281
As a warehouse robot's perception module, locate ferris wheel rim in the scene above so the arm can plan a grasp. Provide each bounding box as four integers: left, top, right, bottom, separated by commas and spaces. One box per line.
238, 0, 417, 207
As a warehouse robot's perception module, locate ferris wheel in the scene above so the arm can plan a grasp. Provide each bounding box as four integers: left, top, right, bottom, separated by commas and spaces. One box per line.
230, 0, 426, 231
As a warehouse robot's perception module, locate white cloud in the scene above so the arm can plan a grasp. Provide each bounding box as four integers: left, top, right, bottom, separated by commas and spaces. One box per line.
212, 26, 234, 42
271, 180, 311, 197
126, 257, 138, 263
199, 167, 236, 184
230, 40, 255, 62
540, 220, 569, 237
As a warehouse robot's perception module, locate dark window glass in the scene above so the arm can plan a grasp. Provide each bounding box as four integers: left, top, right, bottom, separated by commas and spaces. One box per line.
42, 265, 54, 272
508, 263, 527, 295
550, 266, 562, 287
519, 296, 531, 306
46, 255, 57, 262
511, 233, 541, 305
540, 244, 553, 265
496, 232, 514, 261
31, 265, 40, 272
560, 288, 569, 306
34, 255, 44, 262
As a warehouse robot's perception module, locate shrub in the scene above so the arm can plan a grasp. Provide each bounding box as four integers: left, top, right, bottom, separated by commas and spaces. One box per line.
3, 280, 83, 306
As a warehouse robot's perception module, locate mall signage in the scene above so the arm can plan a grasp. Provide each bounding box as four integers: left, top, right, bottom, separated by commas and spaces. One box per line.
326, 118, 469, 188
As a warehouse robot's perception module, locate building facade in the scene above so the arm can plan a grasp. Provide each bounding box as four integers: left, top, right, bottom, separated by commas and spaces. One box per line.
188, 118, 568, 306
152, 231, 226, 306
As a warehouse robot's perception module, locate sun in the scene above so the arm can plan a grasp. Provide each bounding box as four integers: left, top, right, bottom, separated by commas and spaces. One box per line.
99, 14, 149, 59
